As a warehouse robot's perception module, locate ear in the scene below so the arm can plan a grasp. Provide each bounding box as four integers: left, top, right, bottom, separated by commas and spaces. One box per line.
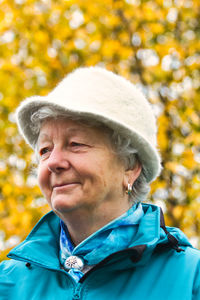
123, 162, 142, 188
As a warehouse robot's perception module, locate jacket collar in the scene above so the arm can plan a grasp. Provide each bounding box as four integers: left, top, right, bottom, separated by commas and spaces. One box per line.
7, 204, 191, 271
8, 211, 61, 270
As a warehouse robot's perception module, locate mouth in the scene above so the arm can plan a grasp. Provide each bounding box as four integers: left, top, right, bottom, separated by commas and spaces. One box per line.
52, 182, 80, 190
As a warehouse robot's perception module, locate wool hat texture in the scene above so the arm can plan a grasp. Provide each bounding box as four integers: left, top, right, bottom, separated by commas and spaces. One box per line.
16, 67, 161, 183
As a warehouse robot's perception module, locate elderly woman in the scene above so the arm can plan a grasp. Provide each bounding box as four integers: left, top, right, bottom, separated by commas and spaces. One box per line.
0, 67, 200, 300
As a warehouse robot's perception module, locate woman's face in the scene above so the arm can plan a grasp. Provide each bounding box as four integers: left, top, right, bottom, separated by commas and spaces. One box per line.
37, 119, 128, 217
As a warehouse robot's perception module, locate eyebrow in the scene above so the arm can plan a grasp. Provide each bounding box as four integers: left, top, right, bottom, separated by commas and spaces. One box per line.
37, 127, 87, 146
37, 133, 50, 143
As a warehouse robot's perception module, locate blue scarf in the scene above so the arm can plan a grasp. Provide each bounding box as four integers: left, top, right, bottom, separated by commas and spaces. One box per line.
60, 202, 144, 282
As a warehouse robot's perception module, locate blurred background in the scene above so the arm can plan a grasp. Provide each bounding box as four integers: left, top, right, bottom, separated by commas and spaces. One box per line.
0, 0, 199, 261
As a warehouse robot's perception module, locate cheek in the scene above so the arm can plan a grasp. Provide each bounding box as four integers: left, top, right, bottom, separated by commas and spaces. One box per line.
92, 160, 115, 188
37, 164, 49, 192
103, 157, 125, 187
78, 160, 105, 190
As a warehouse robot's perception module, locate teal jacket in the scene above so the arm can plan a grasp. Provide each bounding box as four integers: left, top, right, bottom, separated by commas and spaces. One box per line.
0, 204, 200, 300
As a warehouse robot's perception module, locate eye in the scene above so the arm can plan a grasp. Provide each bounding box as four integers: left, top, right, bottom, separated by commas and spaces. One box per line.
39, 147, 50, 156
70, 142, 85, 147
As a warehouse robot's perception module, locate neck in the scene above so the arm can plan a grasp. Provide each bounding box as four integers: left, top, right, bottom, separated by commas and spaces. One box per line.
57, 198, 131, 246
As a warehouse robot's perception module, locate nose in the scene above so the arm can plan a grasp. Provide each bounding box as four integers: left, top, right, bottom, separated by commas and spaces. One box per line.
47, 147, 70, 174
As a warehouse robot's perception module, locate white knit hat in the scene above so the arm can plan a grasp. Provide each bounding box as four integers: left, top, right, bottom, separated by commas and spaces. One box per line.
16, 67, 161, 182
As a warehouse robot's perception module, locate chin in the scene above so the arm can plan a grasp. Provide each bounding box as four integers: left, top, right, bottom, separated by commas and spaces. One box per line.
51, 196, 82, 214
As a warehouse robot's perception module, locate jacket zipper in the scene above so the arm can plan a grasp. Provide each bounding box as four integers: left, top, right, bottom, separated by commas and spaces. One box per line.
72, 283, 82, 299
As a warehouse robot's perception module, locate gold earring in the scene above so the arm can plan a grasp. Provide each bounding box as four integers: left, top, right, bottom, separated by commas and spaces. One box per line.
126, 183, 132, 195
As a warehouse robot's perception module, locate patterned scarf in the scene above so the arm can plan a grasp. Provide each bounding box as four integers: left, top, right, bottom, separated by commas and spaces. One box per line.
60, 202, 144, 282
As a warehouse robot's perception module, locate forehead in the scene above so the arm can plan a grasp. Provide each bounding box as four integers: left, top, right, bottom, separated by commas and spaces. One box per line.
37, 118, 111, 144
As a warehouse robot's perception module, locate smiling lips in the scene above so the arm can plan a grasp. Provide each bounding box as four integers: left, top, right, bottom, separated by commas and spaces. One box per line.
52, 182, 80, 190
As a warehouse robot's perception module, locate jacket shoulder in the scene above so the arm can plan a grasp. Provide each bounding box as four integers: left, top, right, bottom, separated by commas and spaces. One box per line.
185, 247, 200, 299
0, 260, 18, 299
179, 245, 200, 267
185, 246, 200, 258
0, 259, 27, 279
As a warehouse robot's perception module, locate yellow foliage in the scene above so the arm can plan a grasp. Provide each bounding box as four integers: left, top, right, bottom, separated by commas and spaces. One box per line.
181, 149, 196, 169
149, 23, 164, 35
157, 115, 169, 151
2, 184, 13, 197
165, 161, 179, 173
173, 206, 184, 220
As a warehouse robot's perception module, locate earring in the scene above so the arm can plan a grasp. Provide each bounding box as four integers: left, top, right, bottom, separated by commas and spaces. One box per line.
126, 183, 132, 196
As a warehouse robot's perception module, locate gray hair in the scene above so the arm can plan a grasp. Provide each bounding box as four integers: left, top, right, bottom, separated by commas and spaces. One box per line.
31, 106, 150, 203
